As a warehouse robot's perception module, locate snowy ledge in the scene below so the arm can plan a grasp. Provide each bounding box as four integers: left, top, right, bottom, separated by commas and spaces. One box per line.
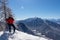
0, 30, 50, 40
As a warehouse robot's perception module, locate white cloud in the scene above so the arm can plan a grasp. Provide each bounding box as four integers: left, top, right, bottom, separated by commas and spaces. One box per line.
21, 6, 24, 9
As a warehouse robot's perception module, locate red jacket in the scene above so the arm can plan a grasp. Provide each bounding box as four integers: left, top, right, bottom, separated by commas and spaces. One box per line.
6, 17, 14, 24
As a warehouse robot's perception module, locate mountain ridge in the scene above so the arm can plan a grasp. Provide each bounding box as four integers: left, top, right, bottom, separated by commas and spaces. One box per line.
17, 17, 60, 40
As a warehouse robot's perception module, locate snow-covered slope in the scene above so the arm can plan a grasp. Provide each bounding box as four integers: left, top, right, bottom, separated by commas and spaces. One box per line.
0, 30, 49, 40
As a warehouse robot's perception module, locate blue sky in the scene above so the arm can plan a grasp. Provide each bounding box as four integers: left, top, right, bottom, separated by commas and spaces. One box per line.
8, 0, 60, 20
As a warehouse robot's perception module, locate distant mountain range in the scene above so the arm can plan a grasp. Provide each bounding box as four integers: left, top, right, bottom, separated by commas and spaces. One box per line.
17, 17, 60, 40
48, 19, 60, 24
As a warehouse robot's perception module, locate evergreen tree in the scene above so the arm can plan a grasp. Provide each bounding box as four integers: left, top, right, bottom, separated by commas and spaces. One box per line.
0, 0, 13, 22
0, 0, 13, 31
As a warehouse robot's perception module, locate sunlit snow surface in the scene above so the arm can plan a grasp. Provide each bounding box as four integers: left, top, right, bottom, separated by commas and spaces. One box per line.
0, 30, 49, 40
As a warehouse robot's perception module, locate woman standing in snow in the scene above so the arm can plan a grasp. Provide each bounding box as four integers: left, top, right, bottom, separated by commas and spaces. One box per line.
6, 17, 16, 33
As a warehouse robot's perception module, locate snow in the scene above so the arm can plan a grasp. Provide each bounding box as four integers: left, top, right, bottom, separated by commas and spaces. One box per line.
0, 30, 49, 40
0, 31, 3, 36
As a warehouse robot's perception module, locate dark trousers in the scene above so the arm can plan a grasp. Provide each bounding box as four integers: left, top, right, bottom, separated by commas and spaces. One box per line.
7, 24, 16, 33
